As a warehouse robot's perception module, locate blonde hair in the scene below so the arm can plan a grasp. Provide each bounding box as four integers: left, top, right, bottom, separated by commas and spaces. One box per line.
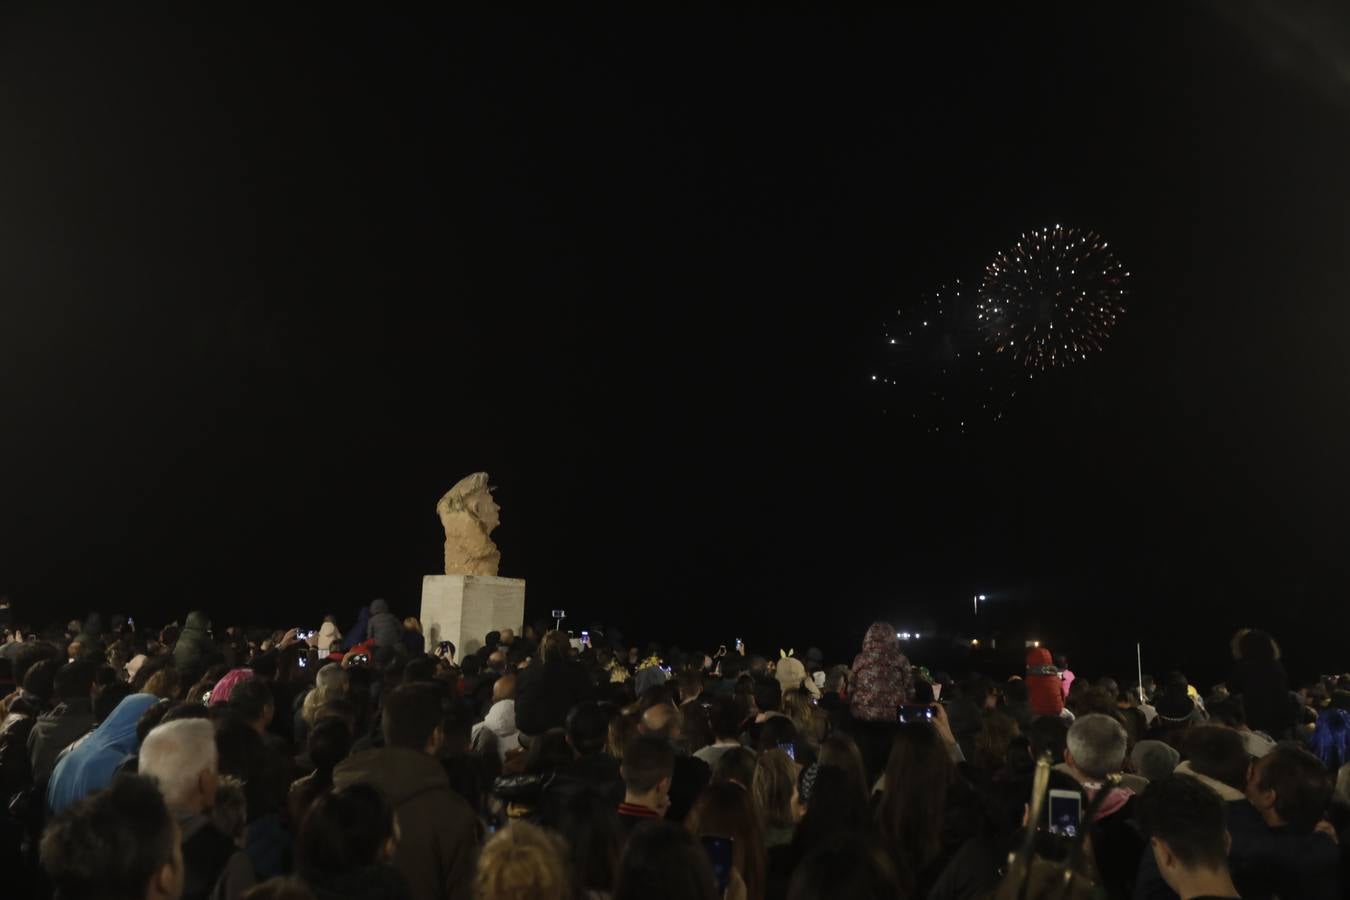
211, 776, 249, 846
474, 820, 571, 900
302, 664, 349, 726
752, 748, 798, 831
782, 689, 822, 745
403, 617, 422, 633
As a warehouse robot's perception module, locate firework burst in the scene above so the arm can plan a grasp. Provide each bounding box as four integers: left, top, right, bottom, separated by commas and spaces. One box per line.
976, 225, 1129, 371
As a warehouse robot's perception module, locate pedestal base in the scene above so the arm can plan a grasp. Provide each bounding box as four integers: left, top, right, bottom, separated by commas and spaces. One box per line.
420, 574, 525, 658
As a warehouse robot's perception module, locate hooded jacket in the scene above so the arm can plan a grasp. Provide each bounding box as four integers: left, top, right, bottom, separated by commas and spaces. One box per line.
344, 606, 371, 651
1025, 648, 1065, 718
515, 657, 595, 736
47, 692, 159, 813
470, 699, 520, 761
332, 746, 478, 900
174, 611, 219, 678
849, 622, 913, 722
366, 599, 402, 650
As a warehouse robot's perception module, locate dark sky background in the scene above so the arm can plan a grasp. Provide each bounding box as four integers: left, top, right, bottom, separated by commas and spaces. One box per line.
3, 6, 1350, 681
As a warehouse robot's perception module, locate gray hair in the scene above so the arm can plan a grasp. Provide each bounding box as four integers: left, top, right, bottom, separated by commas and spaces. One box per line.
1066, 713, 1128, 779
302, 663, 350, 725
140, 718, 218, 808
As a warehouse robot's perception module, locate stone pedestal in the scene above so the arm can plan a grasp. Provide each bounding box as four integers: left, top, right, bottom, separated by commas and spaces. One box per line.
420, 574, 525, 658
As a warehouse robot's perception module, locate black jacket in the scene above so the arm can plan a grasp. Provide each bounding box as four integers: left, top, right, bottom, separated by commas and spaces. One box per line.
514, 660, 594, 736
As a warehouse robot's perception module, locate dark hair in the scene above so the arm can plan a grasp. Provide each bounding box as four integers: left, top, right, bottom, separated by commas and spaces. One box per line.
40, 775, 178, 900
93, 682, 134, 725
755, 715, 799, 754
527, 728, 575, 775
711, 746, 755, 789
136, 699, 173, 744
790, 766, 871, 861
1003, 678, 1029, 705
677, 670, 703, 696
875, 723, 955, 893
55, 660, 98, 701
817, 734, 870, 807
1138, 775, 1229, 870
786, 835, 900, 900
307, 717, 353, 779
460, 654, 482, 677
1256, 746, 1333, 833
23, 658, 62, 705
566, 701, 611, 756
539, 784, 622, 893
686, 781, 766, 900
1028, 715, 1070, 763
708, 696, 743, 741
621, 736, 675, 793
753, 677, 782, 714
228, 676, 274, 723
1181, 726, 1249, 791
298, 783, 396, 878
381, 683, 443, 751
613, 821, 718, 900
403, 657, 436, 684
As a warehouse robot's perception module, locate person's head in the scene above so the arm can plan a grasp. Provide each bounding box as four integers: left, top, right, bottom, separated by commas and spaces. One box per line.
1204, 697, 1247, 729
1247, 745, 1333, 833
1181, 726, 1249, 791
210, 776, 249, 847
752, 748, 799, 831
566, 701, 611, 757
1002, 678, 1029, 706
55, 659, 98, 703
1232, 628, 1280, 663
639, 702, 683, 742
686, 781, 766, 900
41, 775, 184, 900
402, 656, 436, 684
402, 617, 422, 634
23, 657, 61, 706
621, 736, 675, 805
1028, 715, 1069, 764
94, 682, 135, 724
707, 696, 743, 743
791, 765, 871, 860
538, 631, 570, 665
140, 719, 219, 815
1065, 714, 1128, 781
752, 677, 782, 715
538, 784, 622, 895
475, 820, 572, 900
1138, 775, 1232, 893
381, 683, 444, 754
307, 717, 353, 780
526, 728, 575, 775
297, 784, 398, 879
974, 710, 1020, 772
498, 627, 515, 646
227, 676, 275, 733
676, 670, 703, 704
785, 835, 900, 900
613, 821, 718, 900
817, 734, 870, 806
876, 723, 955, 889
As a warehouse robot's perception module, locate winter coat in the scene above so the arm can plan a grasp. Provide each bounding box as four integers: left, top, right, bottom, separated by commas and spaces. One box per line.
27, 697, 95, 783
366, 599, 402, 650
515, 658, 595, 736
47, 692, 159, 813
174, 611, 219, 679
332, 747, 478, 900
849, 622, 913, 722
1025, 648, 1065, 718
1230, 658, 1296, 739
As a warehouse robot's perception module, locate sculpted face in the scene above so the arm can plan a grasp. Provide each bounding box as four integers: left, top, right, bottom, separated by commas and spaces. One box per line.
469, 488, 501, 533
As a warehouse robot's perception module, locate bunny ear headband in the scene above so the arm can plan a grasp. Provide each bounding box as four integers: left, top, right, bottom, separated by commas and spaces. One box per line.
780, 648, 794, 659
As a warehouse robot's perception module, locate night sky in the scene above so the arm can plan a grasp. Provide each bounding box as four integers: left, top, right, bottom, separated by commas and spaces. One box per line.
3, 7, 1350, 680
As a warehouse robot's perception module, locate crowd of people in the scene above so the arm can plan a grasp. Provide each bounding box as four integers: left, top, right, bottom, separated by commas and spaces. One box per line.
1, 602, 1348, 900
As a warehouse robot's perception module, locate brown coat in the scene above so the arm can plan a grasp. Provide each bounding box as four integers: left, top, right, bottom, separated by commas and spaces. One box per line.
333, 747, 478, 900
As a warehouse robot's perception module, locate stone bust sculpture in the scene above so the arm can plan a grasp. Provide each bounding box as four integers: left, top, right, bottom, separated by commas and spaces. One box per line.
436, 472, 502, 576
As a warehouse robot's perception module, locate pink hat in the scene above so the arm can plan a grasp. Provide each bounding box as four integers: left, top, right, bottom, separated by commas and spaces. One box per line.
208, 668, 255, 705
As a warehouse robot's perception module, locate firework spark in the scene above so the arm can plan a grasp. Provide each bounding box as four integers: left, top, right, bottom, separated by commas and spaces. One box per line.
976, 225, 1129, 371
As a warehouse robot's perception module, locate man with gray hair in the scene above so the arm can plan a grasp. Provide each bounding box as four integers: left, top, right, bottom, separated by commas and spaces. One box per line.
140, 719, 254, 900
1058, 713, 1149, 807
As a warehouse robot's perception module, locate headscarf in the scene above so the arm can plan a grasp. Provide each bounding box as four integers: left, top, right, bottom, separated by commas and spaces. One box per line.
1025, 647, 1065, 717
849, 622, 913, 721
47, 692, 159, 814
474, 699, 521, 761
